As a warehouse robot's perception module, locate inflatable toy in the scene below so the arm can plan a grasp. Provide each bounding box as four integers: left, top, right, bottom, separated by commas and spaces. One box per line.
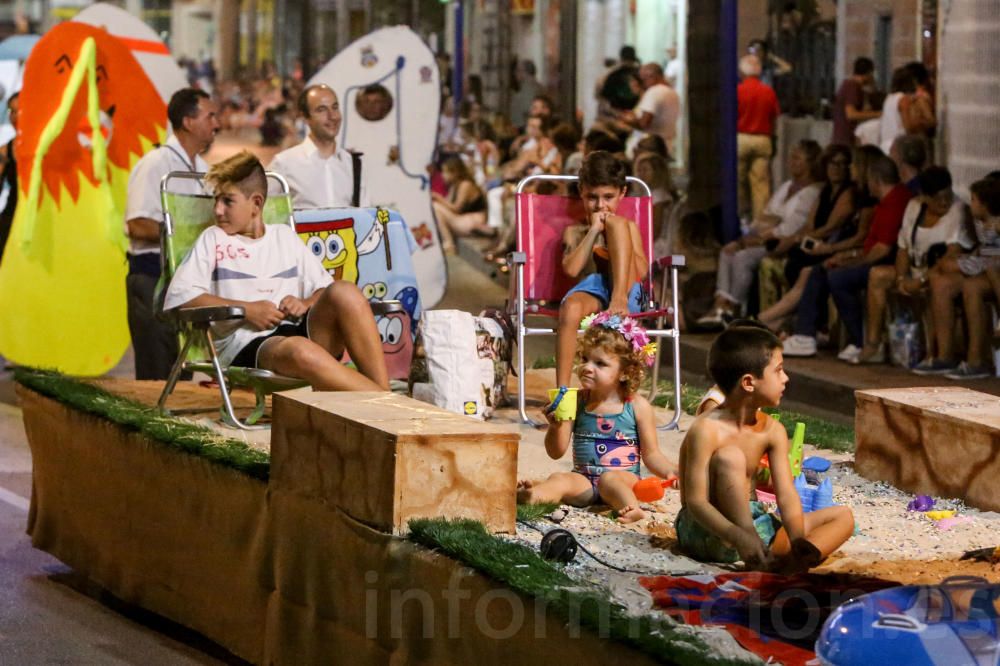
0, 18, 176, 374
816, 577, 1000, 665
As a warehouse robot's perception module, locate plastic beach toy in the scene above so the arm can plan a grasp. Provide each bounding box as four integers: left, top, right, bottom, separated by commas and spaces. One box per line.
756, 421, 806, 484
802, 456, 831, 473
907, 495, 935, 512
545, 387, 579, 421
633, 476, 679, 503
816, 576, 1000, 666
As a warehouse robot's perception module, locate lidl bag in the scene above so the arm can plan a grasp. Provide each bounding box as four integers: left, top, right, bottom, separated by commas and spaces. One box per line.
409, 309, 507, 419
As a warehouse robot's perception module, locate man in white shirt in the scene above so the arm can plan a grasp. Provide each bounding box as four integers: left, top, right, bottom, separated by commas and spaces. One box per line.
268, 84, 369, 210
621, 63, 680, 154
125, 88, 219, 379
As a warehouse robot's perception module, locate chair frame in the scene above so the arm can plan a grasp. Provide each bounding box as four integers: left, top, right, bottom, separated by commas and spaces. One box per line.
508, 174, 685, 429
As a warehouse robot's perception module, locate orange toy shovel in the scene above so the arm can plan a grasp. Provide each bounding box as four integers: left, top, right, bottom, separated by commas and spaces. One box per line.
633, 476, 679, 503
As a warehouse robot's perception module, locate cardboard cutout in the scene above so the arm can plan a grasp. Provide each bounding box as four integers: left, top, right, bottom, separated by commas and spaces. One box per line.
73, 3, 187, 106
294, 206, 422, 380
0, 22, 168, 374
309, 26, 447, 307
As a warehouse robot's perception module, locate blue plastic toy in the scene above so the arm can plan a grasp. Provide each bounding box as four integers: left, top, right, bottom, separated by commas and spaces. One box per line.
802, 456, 831, 473
816, 576, 1000, 665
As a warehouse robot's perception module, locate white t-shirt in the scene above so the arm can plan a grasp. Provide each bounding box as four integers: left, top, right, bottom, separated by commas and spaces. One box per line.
125, 134, 210, 255
635, 83, 681, 148
897, 198, 973, 270
164, 223, 333, 365
765, 180, 822, 238
268, 136, 369, 210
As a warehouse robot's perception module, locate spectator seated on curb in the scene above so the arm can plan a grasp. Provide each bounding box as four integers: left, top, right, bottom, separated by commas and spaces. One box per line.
859, 166, 973, 365
890, 134, 929, 196
757, 144, 857, 316
431, 157, 489, 254
697, 140, 822, 328
782, 154, 912, 360
916, 172, 1000, 379
758, 145, 883, 332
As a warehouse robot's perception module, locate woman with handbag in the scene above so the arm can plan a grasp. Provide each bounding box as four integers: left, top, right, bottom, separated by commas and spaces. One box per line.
860, 167, 972, 365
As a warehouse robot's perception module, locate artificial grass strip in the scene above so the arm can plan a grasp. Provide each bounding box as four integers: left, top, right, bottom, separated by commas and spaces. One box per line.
14, 368, 270, 480
650, 379, 855, 453
762, 408, 855, 453
409, 518, 751, 666
516, 501, 559, 522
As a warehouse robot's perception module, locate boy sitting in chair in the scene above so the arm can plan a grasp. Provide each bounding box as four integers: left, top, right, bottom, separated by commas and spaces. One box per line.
677, 326, 853, 572
164, 151, 389, 391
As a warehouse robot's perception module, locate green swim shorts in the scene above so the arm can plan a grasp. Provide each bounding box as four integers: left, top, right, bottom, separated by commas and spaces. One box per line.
675, 501, 782, 564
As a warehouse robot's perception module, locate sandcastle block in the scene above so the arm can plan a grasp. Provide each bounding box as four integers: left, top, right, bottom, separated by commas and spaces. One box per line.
271, 389, 519, 534
855, 387, 1000, 512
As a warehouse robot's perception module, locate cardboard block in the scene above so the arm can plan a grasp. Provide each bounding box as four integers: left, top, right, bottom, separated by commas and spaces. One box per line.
855, 387, 1000, 511
271, 390, 519, 534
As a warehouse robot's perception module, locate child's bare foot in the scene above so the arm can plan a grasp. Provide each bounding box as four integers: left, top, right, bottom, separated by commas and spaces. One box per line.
616, 504, 646, 523
516, 480, 535, 504
770, 539, 823, 575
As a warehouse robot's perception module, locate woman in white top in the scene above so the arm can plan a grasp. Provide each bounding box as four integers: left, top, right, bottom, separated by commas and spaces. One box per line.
859, 166, 973, 363
698, 140, 822, 326
878, 67, 915, 154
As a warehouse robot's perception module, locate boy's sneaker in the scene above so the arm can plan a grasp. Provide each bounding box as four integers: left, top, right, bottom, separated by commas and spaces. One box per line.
911, 358, 959, 375
837, 344, 862, 364
944, 362, 992, 380
783, 335, 818, 357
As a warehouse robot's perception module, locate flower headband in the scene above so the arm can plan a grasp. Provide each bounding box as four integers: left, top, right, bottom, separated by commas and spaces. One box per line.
580, 312, 657, 367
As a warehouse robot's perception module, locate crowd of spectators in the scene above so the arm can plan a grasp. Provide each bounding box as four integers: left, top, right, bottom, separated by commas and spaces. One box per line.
697, 55, 999, 380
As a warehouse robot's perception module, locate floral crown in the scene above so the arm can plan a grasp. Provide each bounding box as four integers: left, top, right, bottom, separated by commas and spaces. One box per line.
579, 312, 657, 367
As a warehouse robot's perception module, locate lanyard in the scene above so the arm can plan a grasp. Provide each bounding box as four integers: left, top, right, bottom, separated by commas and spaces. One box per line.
162, 144, 197, 173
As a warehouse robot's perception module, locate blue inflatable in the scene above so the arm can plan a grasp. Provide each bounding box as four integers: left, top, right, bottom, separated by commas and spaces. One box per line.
816, 576, 1000, 665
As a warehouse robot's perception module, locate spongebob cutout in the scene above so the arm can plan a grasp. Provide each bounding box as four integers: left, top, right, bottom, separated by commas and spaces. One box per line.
0, 22, 170, 375
293, 206, 422, 380
299, 217, 357, 281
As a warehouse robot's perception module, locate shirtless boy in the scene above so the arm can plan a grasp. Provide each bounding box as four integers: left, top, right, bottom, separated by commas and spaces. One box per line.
677, 327, 854, 571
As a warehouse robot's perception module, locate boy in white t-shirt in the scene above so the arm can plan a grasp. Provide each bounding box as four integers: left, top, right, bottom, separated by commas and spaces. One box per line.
164, 151, 389, 391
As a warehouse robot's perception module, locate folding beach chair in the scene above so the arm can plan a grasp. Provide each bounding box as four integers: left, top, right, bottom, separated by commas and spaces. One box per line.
507, 175, 685, 429
155, 171, 308, 429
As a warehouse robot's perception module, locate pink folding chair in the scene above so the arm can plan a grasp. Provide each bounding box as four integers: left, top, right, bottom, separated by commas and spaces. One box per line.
508, 175, 685, 428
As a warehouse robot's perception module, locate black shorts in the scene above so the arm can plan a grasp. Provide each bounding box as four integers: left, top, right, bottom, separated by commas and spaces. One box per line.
230, 312, 311, 368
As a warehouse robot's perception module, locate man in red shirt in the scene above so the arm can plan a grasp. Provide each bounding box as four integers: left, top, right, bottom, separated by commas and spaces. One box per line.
737, 54, 781, 220
831, 57, 880, 146
784, 156, 912, 358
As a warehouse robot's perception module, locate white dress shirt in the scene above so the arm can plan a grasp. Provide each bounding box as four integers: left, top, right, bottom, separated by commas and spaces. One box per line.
124, 134, 210, 255
268, 135, 370, 210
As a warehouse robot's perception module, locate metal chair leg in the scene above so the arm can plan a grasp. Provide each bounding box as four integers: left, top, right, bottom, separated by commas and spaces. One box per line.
205, 329, 266, 431
157, 332, 195, 414
658, 266, 683, 431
